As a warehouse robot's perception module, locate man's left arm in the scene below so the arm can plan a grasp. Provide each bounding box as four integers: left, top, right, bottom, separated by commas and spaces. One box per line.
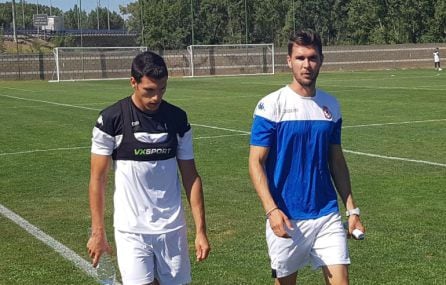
177, 159, 211, 261
329, 144, 365, 235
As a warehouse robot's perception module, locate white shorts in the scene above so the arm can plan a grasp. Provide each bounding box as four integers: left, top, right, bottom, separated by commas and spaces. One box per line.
115, 227, 191, 285
266, 212, 350, 278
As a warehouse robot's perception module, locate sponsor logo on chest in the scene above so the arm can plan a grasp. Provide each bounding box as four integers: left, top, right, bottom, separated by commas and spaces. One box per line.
134, 148, 172, 156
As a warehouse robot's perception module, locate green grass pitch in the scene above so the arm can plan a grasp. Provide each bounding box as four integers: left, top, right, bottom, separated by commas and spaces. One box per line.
0, 69, 445, 284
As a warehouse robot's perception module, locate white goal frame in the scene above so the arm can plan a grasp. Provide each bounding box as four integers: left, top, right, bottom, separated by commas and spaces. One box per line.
187, 43, 274, 77
51, 46, 148, 82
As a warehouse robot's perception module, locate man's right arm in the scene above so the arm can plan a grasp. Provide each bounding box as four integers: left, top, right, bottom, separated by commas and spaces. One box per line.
248, 145, 292, 238
87, 153, 112, 268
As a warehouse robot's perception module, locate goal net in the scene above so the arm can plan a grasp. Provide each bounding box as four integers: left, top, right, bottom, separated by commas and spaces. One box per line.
187, 44, 274, 77
51, 47, 148, 82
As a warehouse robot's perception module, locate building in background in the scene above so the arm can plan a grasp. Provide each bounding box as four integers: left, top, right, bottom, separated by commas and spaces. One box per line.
44, 16, 64, 31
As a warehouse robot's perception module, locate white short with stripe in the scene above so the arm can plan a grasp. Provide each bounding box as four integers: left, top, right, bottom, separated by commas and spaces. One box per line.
115, 227, 191, 285
266, 212, 350, 278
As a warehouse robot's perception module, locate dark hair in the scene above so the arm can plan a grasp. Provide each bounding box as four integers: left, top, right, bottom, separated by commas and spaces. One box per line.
288, 29, 323, 57
131, 51, 168, 83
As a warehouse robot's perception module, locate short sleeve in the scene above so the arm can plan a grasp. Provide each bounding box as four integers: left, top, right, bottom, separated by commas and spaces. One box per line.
250, 115, 276, 147
91, 106, 121, 155
177, 128, 194, 160
329, 118, 342, 145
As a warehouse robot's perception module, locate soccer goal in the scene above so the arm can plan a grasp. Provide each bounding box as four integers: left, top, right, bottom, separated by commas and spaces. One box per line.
187, 44, 274, 77
51, 46, 148, 82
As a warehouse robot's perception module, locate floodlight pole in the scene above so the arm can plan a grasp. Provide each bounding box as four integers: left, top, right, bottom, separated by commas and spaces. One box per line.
79, 0, 83, 47
79, 0, 85, 79
190, 0, 194, 45
107, 0, 110, 30
21, 0, 25, 28
97, 0, 100, 30
292, 0, 295, 34
244, 0, 248, 44
36, 0, 39, 37
139, 0, 144, 45
11, 0, 18, 42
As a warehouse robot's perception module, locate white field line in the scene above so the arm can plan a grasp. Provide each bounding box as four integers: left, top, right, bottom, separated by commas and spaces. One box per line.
323, 84, 446, 92
195, 133, 249, 140
344, 150, 446, 168
192, 123, 250, 134
0, 204, 105, 283
0, 87, 41, 93
343, 118, 446, 128
0, 146, 90, 156
0, 94, 101, 111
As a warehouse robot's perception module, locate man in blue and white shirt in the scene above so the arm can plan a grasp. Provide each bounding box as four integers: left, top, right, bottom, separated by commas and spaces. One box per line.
249, 29, 365, 285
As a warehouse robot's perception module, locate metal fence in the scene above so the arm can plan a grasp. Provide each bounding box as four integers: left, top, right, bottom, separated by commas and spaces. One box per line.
1, 43, 445, 81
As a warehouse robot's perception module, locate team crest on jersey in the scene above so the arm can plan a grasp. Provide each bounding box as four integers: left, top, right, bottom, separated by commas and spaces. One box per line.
257, 102, 265, 111
322, 106, 332, 119
96, 115, 103, 126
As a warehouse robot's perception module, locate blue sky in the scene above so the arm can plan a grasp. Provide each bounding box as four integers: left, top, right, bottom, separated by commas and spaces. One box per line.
1, 0, 136, 13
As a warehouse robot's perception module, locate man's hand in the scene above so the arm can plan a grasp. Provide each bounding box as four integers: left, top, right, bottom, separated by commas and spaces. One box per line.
268, 209, 294, 238
87, 231, 112, 268
347, 215, 365, 239
195, 232, 210, 261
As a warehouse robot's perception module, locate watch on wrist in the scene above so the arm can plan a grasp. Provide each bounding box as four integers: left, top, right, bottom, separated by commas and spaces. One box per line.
346, 207, 360, 217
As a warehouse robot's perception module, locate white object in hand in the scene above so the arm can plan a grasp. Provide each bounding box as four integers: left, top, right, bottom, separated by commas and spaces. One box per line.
352, 229, 365, 240
96, 253, 116, 285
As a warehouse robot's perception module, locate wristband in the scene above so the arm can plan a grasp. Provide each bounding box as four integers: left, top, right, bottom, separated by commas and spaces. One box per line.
346, 207, 360, 217
265, 207, 278, 218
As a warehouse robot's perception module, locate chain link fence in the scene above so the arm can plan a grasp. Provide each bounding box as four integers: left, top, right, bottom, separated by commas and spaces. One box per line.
1, 34, 445, 80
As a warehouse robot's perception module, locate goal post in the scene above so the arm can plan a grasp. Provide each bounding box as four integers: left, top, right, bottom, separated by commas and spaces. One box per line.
50, 46, 148, 82
187, 43, 274, 77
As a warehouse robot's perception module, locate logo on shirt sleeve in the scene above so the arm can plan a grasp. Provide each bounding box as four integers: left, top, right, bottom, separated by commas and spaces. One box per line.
257, 102, 265, 111
96, 115, 104, 126
322, 106, 332, 119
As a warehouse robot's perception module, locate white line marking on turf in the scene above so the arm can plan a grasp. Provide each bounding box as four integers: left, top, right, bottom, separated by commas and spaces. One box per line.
195, 133, 249, 140
0, 87, 40, 92
0, 146, 89, 156
323, 84, 446, 92
343, 118, 446, 128
0, 95, 101, 111
0, 204, 116, 283
344, 150, 446, 167
192, 123, 250, 134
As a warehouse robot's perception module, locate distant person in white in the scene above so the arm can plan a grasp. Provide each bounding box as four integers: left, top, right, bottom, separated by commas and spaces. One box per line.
87, 51, 210, 285
433, 48, 442, 71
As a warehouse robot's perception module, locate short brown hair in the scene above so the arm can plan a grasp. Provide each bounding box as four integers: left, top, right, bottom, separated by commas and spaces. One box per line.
288, 29, 323, 57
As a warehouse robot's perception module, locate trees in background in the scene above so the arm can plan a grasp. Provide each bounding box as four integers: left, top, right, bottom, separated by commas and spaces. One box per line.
119, 0, 445, 49
0, 0, 445, 48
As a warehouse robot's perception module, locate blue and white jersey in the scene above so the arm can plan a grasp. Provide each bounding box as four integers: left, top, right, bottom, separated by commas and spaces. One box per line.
250, 85, 342, 220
